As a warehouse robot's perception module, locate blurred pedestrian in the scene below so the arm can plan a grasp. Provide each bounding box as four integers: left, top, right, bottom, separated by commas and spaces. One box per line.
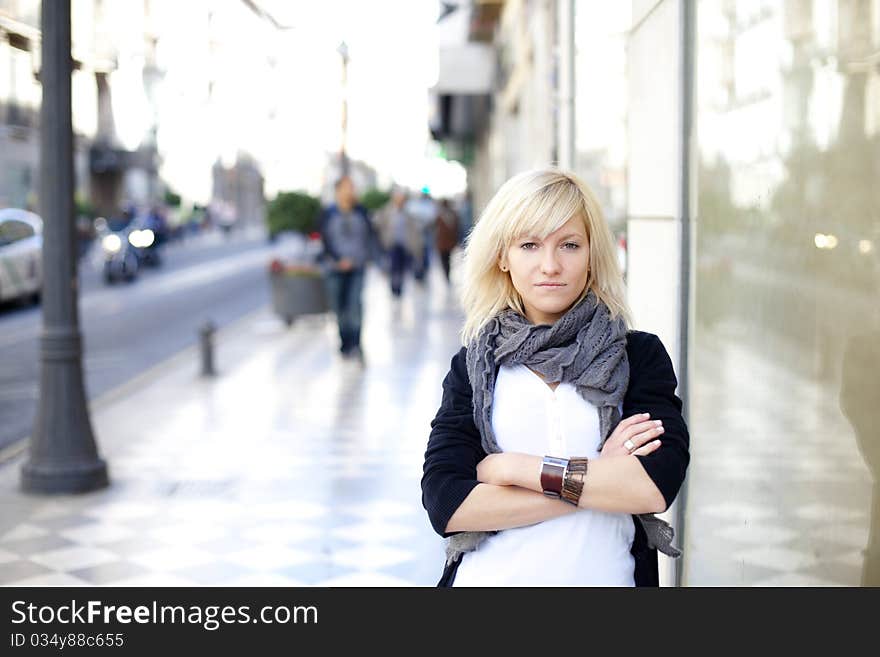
408, 189, 437, 283
421, 167, 689, 586
318, 175, 375, 361
374, 187, 423, 297
458, 189, 473, 242
435, 198, 460, 285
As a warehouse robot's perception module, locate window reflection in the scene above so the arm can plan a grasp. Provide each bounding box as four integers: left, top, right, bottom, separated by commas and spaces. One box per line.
687, 0, 879, 586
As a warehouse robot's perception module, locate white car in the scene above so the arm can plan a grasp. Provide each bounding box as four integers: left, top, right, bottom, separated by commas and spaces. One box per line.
0, 208, 43, 304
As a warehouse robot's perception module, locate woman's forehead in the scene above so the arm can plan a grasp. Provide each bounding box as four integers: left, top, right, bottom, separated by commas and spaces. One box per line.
510, 214, 587, 239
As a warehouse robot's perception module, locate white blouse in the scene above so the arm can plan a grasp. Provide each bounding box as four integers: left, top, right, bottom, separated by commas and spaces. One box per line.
452, 363, 635, 587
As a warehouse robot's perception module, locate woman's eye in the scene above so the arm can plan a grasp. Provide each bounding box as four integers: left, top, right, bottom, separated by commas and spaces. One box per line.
520, 242, 538, 250
562, 242, 580, 250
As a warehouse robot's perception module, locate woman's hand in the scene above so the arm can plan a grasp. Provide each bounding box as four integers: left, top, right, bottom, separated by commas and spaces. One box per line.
601, 413, 664, 458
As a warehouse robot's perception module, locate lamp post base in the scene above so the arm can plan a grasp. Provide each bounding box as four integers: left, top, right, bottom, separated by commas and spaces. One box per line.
21, 458, 108, 494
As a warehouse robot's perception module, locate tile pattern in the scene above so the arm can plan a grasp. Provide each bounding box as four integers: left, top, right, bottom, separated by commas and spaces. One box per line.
683, 321, 875, 586
0, 265, 459, 586
0, 497, 437, 586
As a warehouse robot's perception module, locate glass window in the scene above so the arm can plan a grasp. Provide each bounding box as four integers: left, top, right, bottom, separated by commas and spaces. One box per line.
0, 219, 35, 244
685, 0, 880, 586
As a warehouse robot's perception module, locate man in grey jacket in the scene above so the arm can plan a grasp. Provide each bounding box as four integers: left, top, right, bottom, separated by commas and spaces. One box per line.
318, 176, 376, 361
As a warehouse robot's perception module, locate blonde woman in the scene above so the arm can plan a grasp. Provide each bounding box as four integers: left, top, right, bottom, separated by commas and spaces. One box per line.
421, 167, 689, 586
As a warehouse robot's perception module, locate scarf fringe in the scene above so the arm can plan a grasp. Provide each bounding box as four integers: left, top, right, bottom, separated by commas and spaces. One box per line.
638, 514, 681, 558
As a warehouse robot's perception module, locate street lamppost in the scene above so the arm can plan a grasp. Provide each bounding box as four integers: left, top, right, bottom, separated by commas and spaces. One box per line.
337, 40, 349, 175
21, 0, 108, 493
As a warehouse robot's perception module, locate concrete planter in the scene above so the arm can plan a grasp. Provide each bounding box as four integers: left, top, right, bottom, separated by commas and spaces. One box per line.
270, 268, 329, 326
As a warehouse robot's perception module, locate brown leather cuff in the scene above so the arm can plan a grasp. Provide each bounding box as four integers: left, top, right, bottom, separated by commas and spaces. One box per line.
541, 456, 568, 498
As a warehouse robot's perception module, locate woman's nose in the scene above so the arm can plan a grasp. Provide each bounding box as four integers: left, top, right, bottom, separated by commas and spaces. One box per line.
540, 250, 561, 275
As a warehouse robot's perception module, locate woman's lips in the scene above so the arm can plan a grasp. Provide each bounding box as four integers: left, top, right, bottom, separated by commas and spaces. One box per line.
535, 282, 566, 287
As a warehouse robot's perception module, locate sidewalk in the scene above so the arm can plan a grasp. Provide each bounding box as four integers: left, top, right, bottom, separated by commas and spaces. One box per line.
0, 263, 462, 586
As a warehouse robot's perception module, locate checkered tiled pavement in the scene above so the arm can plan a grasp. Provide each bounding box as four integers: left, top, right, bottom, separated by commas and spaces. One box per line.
0, 265, 458, 586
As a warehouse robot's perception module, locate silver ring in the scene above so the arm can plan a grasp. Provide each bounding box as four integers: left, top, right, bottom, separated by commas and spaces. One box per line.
623, 439, 636, 453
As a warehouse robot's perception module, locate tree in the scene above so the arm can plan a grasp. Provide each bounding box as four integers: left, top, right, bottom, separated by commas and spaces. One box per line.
267, 191, 321, 237
360, 187, 391, 212
163, 188, 182, 208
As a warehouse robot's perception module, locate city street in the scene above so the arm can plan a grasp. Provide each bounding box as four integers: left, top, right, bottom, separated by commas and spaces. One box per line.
0, 228, 276, 454
2, 0, 876, 595
0, 263, 458, 586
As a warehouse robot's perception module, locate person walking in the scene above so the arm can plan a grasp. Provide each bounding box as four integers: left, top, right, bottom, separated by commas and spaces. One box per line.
407, 190, 436, 283
434, 198, 459, 285
421, 167, 690, 586
373, 188, 424, 297
318, 175, 375, 361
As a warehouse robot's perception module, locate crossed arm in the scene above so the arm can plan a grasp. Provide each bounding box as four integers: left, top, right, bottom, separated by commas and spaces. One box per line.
421, 335, 690, 538
443, 417, 667, 533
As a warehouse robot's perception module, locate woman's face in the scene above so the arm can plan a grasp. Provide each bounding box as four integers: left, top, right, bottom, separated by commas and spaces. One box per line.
504, 215, 590, 325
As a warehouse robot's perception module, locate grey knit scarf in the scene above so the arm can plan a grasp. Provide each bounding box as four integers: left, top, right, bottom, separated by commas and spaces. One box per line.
446, 290, 680, 564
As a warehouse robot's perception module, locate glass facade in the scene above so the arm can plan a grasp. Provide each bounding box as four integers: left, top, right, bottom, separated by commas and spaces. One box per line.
684, 0, 880, 585
574, 2, 631, 231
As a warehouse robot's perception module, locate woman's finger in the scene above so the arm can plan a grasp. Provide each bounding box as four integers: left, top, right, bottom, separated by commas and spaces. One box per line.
611, 418, 653, 443
619, 413, 650, 429
628, 423, 665, 447
622, 419, 662, 443
632, 439, 661, 456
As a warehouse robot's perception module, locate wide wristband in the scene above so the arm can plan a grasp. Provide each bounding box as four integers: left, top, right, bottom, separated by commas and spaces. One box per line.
540, 456, 568, 499
561, 457, 589, 506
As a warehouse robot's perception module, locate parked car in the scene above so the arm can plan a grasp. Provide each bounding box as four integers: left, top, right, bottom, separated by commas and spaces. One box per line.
0, 208, 43, 305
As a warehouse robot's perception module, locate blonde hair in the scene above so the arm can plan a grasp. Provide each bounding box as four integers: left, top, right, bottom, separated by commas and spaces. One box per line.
460, 167, 632, 344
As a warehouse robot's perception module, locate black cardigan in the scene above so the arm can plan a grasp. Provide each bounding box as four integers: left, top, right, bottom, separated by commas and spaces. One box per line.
421, 330, 690, 587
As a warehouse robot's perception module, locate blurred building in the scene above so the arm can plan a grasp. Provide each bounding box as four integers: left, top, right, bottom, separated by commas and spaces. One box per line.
211, 153, 265, 231
0, 0, 85, 210
0, 0, 161, 216
88, 0, 162, 218
431, 1, 627, 226
430, 0, 554, 214
432, 0, 880, 586
2, 0, 298, 223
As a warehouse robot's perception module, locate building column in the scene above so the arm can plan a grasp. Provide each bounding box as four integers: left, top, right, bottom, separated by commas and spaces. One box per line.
556, 0, 575, 169
626, 0, 692, 586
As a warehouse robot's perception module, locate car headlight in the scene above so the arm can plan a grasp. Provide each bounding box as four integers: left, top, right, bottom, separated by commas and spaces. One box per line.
102, 234, 122, 254
128, 229, 155, 248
